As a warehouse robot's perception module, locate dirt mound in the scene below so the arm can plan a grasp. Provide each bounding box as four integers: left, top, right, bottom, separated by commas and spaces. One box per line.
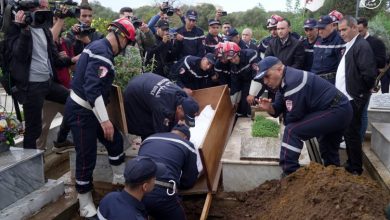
185, 163, 390, 220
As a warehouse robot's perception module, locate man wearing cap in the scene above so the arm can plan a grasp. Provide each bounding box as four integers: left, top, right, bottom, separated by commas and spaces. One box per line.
254, 56, 352, 176
175, 9, 206, 59
65, 18, 136, 218
329, 10, 344, 31
169, 53, 217, 93
140, 124, 198, 219
124, 73, 199, 140
97, 157, 166, 220
265, 19, 305, 70
302, 18, 319, 71
145, 20, 177, 77
311, 15, 345, 84
226, 28, 248, 50
205, 19, 223, 53
337, 16, 376, 175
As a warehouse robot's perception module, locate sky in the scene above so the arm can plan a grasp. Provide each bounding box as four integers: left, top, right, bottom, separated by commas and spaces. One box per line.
74, 0, 305, 13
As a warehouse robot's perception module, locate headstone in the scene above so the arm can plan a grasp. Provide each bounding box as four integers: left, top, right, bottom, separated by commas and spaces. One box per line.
368, 93, 390, 131
370, 94, 390, 110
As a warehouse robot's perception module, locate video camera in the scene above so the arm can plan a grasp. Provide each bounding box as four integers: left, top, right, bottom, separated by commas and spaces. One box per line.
50, 0, 79, 19
0, 0, 53, 32
161, 1, 176, 16
71, 22, 95, 36
131, 16, 142, 29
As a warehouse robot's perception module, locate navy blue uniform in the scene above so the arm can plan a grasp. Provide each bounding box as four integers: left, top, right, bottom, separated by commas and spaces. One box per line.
260, 67, 352, 175
302, 37, 319, 71
311, 30, 345, 84
145, 35, 176, 77
258, 35, 273, 59
205, 33, 223, 54
124, 73, 189, 139
65, 38, 124, 193
97, 190, 147, 220
140, 132, 198, 220
175, 26, 205, 59
214, 60, 232, 87
169, 55, 213, 90
231, 49, 260, 116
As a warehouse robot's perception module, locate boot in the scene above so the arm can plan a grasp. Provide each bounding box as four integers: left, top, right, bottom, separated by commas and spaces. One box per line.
111, 163, 125, 185
78, 191, 97, 218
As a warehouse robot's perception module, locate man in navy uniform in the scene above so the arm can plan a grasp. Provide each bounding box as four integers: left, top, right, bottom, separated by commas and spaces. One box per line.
302, 18, 319, 71
226, 28, 248, 49
254, 56, 352, 176
124, 73, 199, 140
97, 156, 166, 220
140, 124, 198, 219
175, 9, 205, 59
205, 19, 223, 53
65, 18, 136, 218
169, 53, 216, 93
257, 14, 284, 59
311, 15, 345, 84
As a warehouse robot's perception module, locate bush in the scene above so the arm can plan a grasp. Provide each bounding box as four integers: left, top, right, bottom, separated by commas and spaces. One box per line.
252, 115, 280, 138
113, 47, 143, 90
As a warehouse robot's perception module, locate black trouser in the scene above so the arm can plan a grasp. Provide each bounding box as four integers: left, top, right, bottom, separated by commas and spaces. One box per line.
381, 70, 390, 93
344, 99, 367, 174
56, 113, 71, 143
23, 80, 68, 149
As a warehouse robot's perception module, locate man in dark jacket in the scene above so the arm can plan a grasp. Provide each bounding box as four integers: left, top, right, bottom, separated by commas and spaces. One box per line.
205, 19, 223, 53
336, 16, 377, 175
226, 28, 248, 50
6, 0, 72, 149
265, 19, 305, 70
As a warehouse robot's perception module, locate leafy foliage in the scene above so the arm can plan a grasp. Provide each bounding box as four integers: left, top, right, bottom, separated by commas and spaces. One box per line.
113, 47, 142, 91
252, 115, 280, 138
0, 110, 22, 146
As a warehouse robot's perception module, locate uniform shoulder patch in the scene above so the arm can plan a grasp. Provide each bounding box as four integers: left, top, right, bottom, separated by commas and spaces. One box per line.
285, 100, 293, 112
98, 66, 108, 78
180, 68, 186, 74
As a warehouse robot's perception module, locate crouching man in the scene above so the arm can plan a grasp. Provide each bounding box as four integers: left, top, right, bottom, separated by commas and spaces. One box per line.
254, 56, 352, 176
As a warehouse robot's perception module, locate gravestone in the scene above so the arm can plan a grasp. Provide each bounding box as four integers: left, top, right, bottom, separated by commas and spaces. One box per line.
368, 94, 390, 131
370, 94, 390, 110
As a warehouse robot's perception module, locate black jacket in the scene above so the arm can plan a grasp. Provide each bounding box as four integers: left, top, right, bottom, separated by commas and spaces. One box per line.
145, 35, 176, 77
5, 23, 71, 103
265, 34, 305, 69
366, 35, 387, 69
345, 35, 377, 102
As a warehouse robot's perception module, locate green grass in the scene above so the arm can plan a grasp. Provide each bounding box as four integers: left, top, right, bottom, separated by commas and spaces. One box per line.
251, 115, 280, 138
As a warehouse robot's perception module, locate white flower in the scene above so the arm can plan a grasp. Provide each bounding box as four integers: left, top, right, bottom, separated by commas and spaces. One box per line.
0, 119, 7, 128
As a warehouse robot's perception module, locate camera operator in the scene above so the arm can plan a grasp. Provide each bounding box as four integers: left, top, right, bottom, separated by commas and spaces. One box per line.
147, 2, 185, 34
5, 0, 73, 149
66, 3, 103, 56
145, 20, 177, 77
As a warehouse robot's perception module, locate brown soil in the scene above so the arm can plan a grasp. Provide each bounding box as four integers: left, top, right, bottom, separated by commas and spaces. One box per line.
184, 163, 390, 220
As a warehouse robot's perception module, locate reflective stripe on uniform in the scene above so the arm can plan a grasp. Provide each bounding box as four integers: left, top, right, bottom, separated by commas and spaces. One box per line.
281, 142, 301, 153
183, 35, 205, 40
76, 180, 90, 185
304, 49, 314, 52
284, 71, 308, 97
144, 137, 197, 154
232, 51, 258, 74
83, 49, 115, 70
108, 152, 124, 161
313, 44, 345, 49
97, 208, 107, 220
184, 56, 209, 78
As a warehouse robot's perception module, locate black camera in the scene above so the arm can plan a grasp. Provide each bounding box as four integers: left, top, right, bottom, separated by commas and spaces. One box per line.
50, 0, 79, 19
0, 0, 53, 32
72, 23, 95, 36
131, 16, 142, 29
221, 11, 227, 16
160, 1, 175, 16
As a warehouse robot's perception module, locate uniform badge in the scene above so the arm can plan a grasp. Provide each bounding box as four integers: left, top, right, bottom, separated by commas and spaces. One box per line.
179, 68, 186, 74
98, 66, 108, 78
163, 118, 170, 127
285, 100, 293, 112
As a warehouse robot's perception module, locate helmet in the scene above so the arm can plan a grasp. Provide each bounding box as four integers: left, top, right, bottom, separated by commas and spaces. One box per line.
108, 18, 136, 41
222, 42, 240, 59
266, 14, 284, 29
215, 42, 225, 59
328, 10, 343, 23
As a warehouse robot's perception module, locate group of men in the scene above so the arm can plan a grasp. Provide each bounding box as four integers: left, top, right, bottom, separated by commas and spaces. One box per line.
2, 1, 388, 219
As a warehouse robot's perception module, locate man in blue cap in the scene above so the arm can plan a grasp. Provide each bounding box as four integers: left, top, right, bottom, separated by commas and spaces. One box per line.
97, 156, 166, 220
140, 124, 198, 220
124, 73, 199, 140
311, 15, 345, 84
175, 9, 206, 59
169, 53, 217, 93
302, 18, 319, 71
205, 19, 223, 53
254, 56, 352, 176
226, 28, 248, 49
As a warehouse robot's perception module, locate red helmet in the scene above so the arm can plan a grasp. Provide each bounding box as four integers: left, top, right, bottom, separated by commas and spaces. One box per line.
222, 42, 240, 59
328, 10, 343, 23
267, 14, 284, 28
215, 42, 225, 59
108, 18, 136, 42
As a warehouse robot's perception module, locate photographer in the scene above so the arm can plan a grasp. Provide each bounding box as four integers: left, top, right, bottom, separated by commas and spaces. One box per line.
5, 0, 73, 149
66, 3, 103, 56
145, 20, 176, 77
147, 2, 185, 34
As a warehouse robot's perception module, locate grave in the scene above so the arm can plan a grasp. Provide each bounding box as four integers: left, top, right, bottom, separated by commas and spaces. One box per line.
371, 123, 390, 171
368, 93, 390, 132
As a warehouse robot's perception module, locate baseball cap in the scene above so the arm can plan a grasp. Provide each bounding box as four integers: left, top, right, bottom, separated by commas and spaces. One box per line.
172, 124, 191, 139
181, 96, 199, 127
186, 9, 198, 21
226, 28, 239, 40
303, 18, 317, 29
254, 56, 280, 80
315, 15, 333, 29
205, 53, 216, 65
156, 20, 169, 30
124, 156, 166, 184
208, 19, 221, 26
